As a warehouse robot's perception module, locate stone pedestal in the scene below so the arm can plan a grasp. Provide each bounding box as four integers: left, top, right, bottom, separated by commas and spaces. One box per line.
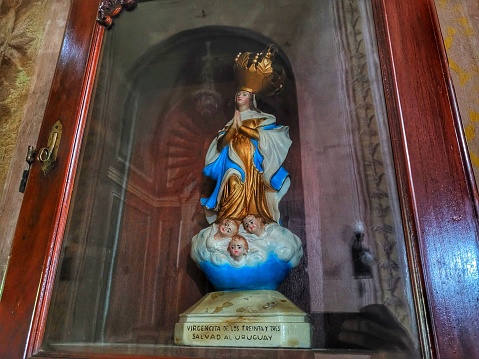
175, 290, 312, 348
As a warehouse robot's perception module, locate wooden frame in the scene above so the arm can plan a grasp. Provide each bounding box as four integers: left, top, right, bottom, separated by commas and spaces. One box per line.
0, 0, 478, 358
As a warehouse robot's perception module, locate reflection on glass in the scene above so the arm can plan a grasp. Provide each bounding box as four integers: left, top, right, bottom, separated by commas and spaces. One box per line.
43, 0, 420, 357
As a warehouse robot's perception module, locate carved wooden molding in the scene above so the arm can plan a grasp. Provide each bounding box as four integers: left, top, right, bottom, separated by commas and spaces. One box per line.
97, 0, 137, 27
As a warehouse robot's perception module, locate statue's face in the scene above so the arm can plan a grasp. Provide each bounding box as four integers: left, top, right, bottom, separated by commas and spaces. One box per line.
228, 239, 246, 259
243, 215, 264, 236
236, 90, 251, 108
219, 219, 238, 238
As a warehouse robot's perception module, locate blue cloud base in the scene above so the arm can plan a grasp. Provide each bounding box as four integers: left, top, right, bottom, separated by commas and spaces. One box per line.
199, 253, 292, 291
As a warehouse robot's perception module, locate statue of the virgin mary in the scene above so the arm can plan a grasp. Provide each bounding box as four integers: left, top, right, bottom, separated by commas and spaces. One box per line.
190, 45, 303, 291
176, 45, 311, 348
200, 45, 291, 225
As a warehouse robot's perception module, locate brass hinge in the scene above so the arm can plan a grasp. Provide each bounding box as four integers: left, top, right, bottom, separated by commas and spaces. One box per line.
18, 145, 36, 193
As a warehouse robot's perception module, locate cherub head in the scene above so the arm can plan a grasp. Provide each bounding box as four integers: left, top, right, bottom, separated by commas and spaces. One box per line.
242, 214, 265, 237
217, 218, 239, 239
228, 235, 249, 261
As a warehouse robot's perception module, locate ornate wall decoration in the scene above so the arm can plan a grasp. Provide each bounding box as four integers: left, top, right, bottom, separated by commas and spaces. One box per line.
334, 0, 412, 329
97, 0, 137, 27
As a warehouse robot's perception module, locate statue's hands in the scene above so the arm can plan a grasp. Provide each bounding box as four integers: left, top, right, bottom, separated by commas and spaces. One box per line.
218, 111, 240, 150
338, 304, 417, 357
233, 110, 260, 140
233, 110, 242, 129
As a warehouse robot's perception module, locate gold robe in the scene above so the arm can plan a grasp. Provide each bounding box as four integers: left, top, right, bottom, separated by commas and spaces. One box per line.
216, 118, 274, 222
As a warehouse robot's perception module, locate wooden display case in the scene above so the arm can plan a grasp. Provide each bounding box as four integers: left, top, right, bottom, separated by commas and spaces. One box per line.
0, 0, 478, 358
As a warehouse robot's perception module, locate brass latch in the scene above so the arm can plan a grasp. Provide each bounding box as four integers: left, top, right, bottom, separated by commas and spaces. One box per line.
38, 120, 62, 174
18, 121, 62, 193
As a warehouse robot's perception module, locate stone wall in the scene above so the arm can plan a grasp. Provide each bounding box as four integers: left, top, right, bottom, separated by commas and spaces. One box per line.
435, 0, 479, 184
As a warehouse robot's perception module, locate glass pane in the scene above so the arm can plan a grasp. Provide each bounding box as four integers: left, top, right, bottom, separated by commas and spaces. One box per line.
44, 0, 421, 357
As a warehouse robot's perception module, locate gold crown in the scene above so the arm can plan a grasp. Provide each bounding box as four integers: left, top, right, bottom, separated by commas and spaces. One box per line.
233, 44, 286, 98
